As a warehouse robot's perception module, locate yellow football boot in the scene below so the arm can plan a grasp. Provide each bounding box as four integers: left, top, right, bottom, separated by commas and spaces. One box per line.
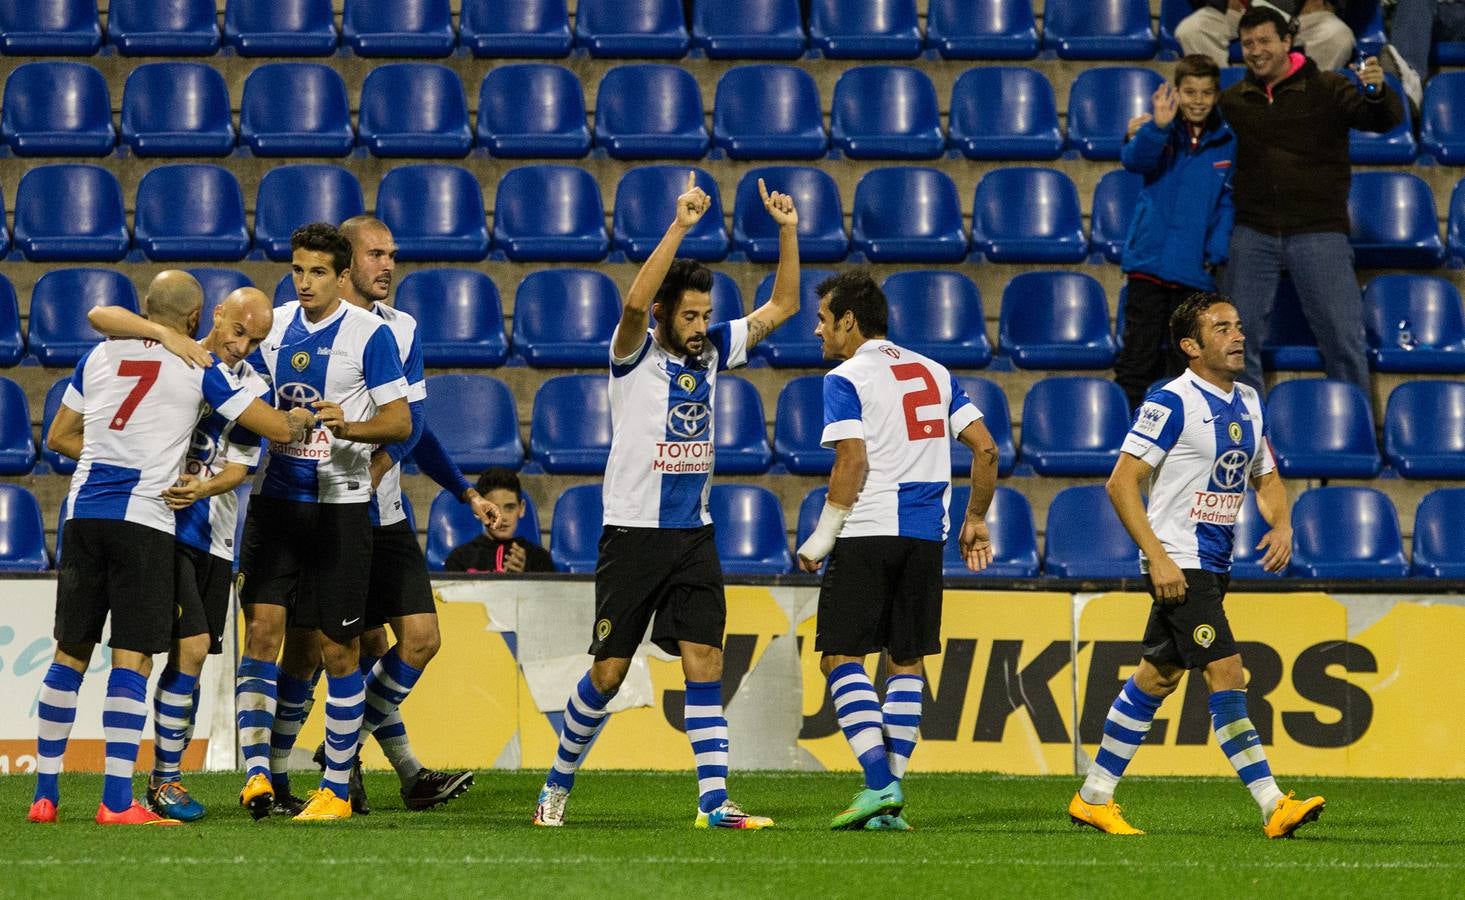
239, 773, 273, 821
1264, 792, 1325, 839
1068, 792, 1144, 835
293, 789, 352, 822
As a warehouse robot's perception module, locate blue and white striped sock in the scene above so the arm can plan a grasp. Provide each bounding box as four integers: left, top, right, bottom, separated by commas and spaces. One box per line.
1210, 689, 1284, 818
34, 663, 83, 805
235, 657, 277, 780
361, 648, 425, 783
150, 667, 198, 784
828, 662, 895, 791
545, 673, 614, 792
1081, 676, 1163, 804
882, 674, 924, 780
270, 671, 316, 795
685, 680, 730, 813
101, 667, 149, 814
320, 672, 365, 801
182, 683, 201, 750
361, 648, 423, 739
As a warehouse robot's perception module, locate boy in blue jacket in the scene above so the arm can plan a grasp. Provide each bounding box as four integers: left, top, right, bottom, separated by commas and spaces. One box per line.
1115, 54, 1236, 412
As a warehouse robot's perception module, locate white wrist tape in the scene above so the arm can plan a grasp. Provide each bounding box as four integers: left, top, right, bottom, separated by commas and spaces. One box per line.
796, 502, 850, 563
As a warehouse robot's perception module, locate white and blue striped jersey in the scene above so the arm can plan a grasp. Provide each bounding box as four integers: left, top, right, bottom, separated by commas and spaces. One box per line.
62, 339, 252, 536
602, 320, 750, 529
248, 300, 410, 505
366, 301, 427, 528
820, 341, 982, 542
1120, 368, 1275, 573
175, 362, 270, 561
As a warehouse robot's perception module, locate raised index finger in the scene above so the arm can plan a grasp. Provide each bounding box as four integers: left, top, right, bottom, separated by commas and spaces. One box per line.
757, 177, 770, 203
686, 170, 696, 193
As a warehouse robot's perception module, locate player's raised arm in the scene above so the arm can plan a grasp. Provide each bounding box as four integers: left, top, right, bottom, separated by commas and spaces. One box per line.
744, 178, 801, 350
1250, 469, 1293, 574
616, 170, 710, 360
236, 398, 313, 445
956, 419, 999, 572
87, 305, 214, 369
1106, 452, 1186, 601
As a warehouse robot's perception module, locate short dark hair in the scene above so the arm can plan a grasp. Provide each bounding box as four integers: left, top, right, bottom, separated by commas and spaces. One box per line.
1174, 54, 1220, 87
652, 258, 714, 320
1170, 291, 1233, 352
816, 270, 887, 337
1238, 6, 1294, 41
475, 467, 522, 498
290, 223, 352, 275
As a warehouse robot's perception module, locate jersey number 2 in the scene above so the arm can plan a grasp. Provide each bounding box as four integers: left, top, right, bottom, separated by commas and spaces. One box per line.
110, 360, 161, 431
891, 363, 945, 441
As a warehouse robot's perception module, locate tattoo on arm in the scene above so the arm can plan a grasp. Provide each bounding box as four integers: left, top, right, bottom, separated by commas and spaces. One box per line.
981, 447, 999, 466
746, 316, 773, 348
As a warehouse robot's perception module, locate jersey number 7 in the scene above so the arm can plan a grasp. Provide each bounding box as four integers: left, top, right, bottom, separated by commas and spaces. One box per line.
110, 360, 161, 431
891, 362, 946, 441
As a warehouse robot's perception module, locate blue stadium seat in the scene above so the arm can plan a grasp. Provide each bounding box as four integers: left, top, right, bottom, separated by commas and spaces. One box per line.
1042, 0, 1155, 60
359, 64, 471, 158
1260, 279, 1322, 372
2, 62, 115, 156
1448, 178, 1465, 263
714, 375, 773, 475
851, 167, 967, 262
134, 165, 250, 261
342, 0, 454, 57
809, 0, 921, 59
1412, 489, 1465, 578
576, 0, 688, 57
120, 63, 234, 157
926, 0, 1039, 59
594, 65, 708, 159
0, 484, 47, 571
1265, 379, 1381, 479
394, 269, 509, 367
950, 376, 1016, 476
273, 274, 295, 306
1383, 381, 1465, 479
14, 164, 128, 262
1349, 171, 1446, 268
550, 484, 603, 573
1343, 73, 1416, 164
476, 65, 590, 158
971, 167, 1087, 263
733, 167, 848, 262
1158, 0, 1187, 54
830, 66, 943, 159
530, 375, 613, 474
41, 376, 75, 474
0, 0, 101, 54
1090, 169, 1143, 264
492, 164, 608, 262
947, 66, 1062, 160
108, 0, 218, 55
186, 268, 252, 338
239, 64, 353, 157
748, 269, 835, 367
1421, 72, 1465, 164
692, 0, 805, 59
1067, 67, 1165, 160
613, 166, 727, 261
0, 275, 22, 367
883, 270, 992, 369
944, 486, 1039, 578
0, 377, 35, 475
773, 375, 835, 474
512, 269, 618, 367
0, 189, 7, 254
1289, 487, 1408, 579
224, 0, 338, 56
999, 272, 1116, 369
1227, 490, 1277, 579
253, 165, 365, 261
712, 65, 826, 160
1043, 485, 1142, 578
709, 485, 792, 574
423, 374, 524, 472
377, 165, 490, 261
28, 268, 139, 368
459, 0, 572, 57
1363, 275, 1465, 374
796, 487, 827, 556
1020, 377, 1128, 476
425, 488, 540, 571
709, 272, 746, 324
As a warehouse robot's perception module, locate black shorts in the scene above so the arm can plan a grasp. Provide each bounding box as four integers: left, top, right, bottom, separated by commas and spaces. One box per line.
591, 525, 726, 659
365, 520, 435, 629
174, 543, 233, 655
55, 519, 175, 655
1141, 569, 1238, 669
237, 496, 372, 643
815, 535, 944, 660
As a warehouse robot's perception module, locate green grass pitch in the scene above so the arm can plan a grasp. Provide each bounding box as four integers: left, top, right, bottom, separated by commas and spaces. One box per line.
3, 772, 1461, 898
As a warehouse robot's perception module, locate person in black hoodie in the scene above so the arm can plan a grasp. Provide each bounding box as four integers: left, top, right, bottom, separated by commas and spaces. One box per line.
444, 469, 554, 574
1220, 5, 1400, 395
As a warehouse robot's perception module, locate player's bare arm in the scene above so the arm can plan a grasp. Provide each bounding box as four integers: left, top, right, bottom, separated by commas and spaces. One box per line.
463, 487, 502, 529
797, 437, 868, 572
1107, 452, 1187, 601
45, 405, 84, 461
1251, 469, 1293, 574
956, 419, 999, 572
744, 178, 801, 349
87, 305, 214, 369
311, 396, 411, 444
237, 399, 312, 445
616, 171, 710, 359
162, 462, 249, 510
